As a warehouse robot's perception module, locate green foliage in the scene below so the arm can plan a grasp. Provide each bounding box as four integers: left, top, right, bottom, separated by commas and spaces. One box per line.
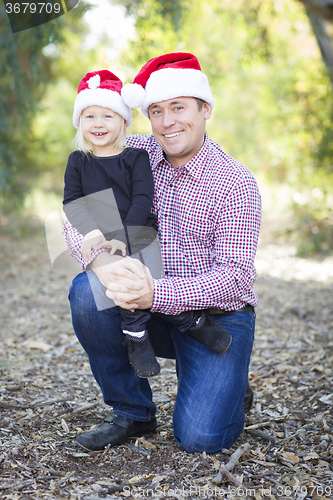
288, 188, 333, 255
116, 0, 186, 30
2, 0, 333, 254
27, 27, 104, 195
117, 0, 333, 254
0, 1, 88, 211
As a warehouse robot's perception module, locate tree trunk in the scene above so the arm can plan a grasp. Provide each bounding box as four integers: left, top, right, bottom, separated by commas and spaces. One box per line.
300, 0, 333, 22
306, 8, 333, 86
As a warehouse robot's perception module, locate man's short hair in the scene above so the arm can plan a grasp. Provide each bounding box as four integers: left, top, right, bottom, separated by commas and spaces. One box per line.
195, 98, 205, 110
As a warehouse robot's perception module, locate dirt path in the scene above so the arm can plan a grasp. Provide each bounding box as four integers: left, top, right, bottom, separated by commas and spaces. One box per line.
0, 215, 333, 499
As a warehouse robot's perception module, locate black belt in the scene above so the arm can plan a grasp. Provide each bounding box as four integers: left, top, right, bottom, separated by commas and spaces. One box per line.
209, 305, 254, 314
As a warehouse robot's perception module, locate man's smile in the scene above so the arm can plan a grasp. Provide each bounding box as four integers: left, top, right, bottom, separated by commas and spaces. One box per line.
163, 131, 184, 139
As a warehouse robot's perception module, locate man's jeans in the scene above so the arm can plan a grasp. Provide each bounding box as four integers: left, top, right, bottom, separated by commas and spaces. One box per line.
69, 271, 255, 454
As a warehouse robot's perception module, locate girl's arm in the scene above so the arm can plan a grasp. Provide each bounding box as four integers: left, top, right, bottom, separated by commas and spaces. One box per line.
63, 152, 100, 235
113, 148, 156, 246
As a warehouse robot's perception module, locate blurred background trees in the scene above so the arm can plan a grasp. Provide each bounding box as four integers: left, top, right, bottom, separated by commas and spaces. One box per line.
0, 1, 89, 210
1, 0, 332, 254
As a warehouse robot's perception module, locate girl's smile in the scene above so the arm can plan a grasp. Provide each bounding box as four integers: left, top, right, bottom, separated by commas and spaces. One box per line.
81, 105, 124, 156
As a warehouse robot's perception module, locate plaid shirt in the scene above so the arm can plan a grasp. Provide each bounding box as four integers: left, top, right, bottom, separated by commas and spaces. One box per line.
63, 133, 262, 314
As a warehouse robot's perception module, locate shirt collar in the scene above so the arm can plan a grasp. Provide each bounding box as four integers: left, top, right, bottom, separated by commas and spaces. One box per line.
183, 132, 210, 180
153, 132, 210, 180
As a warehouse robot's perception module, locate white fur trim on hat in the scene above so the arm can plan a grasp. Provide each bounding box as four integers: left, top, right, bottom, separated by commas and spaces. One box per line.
73, 88, 132, 128
140, 67, 214, 117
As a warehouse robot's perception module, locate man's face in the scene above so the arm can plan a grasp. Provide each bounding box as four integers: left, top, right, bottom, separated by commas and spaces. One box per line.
148, 97, 212, 168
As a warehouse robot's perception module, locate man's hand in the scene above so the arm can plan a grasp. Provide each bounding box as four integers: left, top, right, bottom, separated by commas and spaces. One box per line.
89, 251, 123, 288
105, 257, 154, 311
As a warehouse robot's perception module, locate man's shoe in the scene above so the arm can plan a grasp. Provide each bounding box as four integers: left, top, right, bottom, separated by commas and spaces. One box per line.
75, 414, 157, 451
188, 311, 232, 354
126, 335, 161, 378
244, 381, 254, 413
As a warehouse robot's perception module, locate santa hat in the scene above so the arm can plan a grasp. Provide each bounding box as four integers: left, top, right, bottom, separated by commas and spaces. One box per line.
73, 70, 132, 128
121, 52, 214, 117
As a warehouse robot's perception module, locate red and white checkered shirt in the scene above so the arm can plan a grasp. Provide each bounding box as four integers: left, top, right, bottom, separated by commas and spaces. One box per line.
63, 133, 262, 314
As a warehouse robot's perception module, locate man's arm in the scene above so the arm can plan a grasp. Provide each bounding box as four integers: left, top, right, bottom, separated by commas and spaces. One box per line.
151, 176, 261, 314
105, 173, 262, 314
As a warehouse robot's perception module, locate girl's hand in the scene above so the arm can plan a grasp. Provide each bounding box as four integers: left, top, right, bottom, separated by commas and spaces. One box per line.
95, 238, 127, 257
81, 229, 106, 260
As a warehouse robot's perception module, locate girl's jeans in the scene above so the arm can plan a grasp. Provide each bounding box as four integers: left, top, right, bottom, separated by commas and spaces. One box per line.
69, 271, 255, 454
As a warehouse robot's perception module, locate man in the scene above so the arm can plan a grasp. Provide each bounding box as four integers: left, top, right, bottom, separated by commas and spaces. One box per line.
63, 52, 261, 454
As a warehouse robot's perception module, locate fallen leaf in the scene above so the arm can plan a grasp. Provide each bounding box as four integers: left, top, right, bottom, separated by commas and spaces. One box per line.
61, 418, 69, 434
28, 340, 53, 351
137, 437, 157, 450
129, 475, 144, 484
319, 394, 333, 405
304, 452, 320, 461
281, 452, 299, 463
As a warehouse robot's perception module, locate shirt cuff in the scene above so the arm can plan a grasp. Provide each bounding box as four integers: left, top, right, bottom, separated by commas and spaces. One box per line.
150, 278, 181, 315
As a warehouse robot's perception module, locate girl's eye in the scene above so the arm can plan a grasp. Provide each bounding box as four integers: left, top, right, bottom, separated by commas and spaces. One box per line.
86, 115, 94, 119
105, 115, 112, 118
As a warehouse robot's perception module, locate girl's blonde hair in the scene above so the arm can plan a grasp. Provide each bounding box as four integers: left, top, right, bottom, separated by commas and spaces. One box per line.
73, 110, 127, 154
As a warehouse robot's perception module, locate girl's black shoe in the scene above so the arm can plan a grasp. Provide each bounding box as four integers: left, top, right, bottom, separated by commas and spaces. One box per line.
126, 334, 161, 378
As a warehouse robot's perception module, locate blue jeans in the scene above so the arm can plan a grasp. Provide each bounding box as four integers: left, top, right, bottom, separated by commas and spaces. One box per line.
69, 271, 255, 454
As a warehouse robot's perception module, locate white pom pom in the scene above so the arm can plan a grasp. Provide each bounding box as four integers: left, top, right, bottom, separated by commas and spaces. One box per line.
88, 74, 101, 90
121, 83, 146, 108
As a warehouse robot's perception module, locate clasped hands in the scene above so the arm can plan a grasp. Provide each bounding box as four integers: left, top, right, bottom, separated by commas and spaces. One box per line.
106, 256, 154, 311
91, 252, 154, 311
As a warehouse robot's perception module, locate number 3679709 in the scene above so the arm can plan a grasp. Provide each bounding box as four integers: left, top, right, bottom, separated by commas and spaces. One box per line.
5, 3, 61, 14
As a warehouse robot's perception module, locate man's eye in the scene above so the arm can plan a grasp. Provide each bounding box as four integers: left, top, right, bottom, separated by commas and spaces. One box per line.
174, 106, 184, 111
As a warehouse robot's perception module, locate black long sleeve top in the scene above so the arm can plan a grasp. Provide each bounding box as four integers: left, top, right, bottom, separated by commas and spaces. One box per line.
63, 147, 157, 245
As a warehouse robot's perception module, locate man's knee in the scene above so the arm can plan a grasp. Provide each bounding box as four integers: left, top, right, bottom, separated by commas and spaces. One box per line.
69, 273, 92, 310
173, 414, 244, 454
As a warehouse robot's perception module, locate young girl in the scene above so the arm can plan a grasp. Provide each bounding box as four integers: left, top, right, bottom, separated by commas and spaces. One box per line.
63, 70, 232, 379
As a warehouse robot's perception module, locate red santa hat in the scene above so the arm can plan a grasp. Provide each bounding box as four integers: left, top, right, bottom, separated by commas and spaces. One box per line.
121, 52, 214, 117
73, 70, 132, 128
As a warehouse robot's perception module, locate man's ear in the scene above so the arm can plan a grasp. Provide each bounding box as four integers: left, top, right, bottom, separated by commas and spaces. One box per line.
203, 102, 212, 120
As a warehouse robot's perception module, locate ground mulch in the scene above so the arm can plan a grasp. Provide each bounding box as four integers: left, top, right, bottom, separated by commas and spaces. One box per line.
0, 213, 333, 500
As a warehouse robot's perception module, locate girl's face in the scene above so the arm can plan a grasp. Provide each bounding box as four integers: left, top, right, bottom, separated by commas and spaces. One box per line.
80, 105, 124, 156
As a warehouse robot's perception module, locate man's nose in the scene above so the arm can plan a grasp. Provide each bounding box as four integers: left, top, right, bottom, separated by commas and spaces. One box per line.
162, 110, 175, 127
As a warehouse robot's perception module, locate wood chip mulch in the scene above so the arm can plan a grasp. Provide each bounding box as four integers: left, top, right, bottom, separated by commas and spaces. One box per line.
1, 216, 333, 500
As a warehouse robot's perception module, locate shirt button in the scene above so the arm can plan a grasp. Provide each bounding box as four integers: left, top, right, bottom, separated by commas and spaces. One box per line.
163, 241, 167, 245
165, 271, 168, 275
